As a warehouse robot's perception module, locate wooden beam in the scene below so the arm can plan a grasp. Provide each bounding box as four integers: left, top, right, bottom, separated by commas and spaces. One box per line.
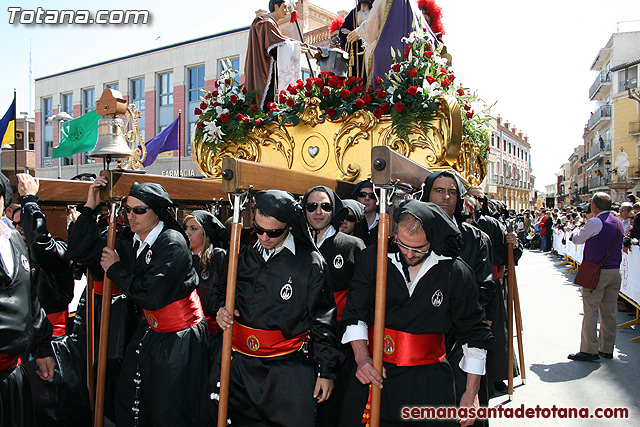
99, 170, 226, 202
370, 146, 432, 189
9, 176, 91, 204
220, 158, 355, 197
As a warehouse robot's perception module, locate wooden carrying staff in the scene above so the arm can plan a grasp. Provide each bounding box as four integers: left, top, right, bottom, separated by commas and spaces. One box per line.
369, 147, 432, 427
86, 271, 95, 412
506, 232, 526, 400
94, 202, 119, 427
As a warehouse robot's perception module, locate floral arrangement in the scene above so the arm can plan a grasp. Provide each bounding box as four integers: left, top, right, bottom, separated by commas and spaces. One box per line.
193, 33, 493, 158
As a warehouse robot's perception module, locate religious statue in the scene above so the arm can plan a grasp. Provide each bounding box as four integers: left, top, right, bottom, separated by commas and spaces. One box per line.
614, 147, 631, 181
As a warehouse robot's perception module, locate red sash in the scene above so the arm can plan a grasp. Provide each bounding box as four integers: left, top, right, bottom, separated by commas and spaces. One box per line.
333, 290, 349, 322
93, 280, 122, 296
143, 290, 204, 333
232, 323, 307, 357
0, 354, 20, 371
206, 315, 222, 334
46, 310, 68, 337
368, 327, 445, 367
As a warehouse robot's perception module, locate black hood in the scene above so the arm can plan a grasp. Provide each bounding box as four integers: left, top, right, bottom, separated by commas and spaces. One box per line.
419, 170, 465, 220
254, 189, 314, 247
301, 186, 345, 219
0, 172, 13, 211
189, 210, 228, 249
394, 199, 461, 257
335, 199, 370, 245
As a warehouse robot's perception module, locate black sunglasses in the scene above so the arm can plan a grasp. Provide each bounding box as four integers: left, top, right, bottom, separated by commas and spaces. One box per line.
471, 195, 485, 202
124, 204, 151, 215
342, 215, 357, 222
396, 238, 430, 254
12, 221, 20, 227
357, 191, 376, 199
305, 202, 333, 213
253, 222, 288, 238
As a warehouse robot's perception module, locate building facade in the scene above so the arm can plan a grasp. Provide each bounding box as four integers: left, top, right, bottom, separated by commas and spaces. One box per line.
482, 115, 533, 211
32, 2, 336, 179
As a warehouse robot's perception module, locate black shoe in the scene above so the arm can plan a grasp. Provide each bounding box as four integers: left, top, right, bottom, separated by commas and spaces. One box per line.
598, 351, 613, 359
568, 351, 599, 361
494, 381, 508, 393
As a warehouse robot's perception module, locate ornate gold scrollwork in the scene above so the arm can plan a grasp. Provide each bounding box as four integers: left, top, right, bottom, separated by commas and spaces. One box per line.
334, 110, 377, 181
299, 97, 325, 127
117, 104, 146, 171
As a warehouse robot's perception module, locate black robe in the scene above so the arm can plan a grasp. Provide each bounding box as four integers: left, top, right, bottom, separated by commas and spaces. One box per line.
206, 238, 341, 427
339, 246, 493, 426
18, 195, 92, 426
339, 8, 367, 80
195, 246, 227, 363
1, 228, 53, 427
68, 207, 208, 427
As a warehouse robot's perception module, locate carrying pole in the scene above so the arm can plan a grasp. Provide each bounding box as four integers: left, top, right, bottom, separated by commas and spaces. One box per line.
513, 273, 526, 384
369, 187, 389, 427
506, 238, 515, 401
217, 193, 243, 427
86, 271, 95, 413
93, 202, 118, 427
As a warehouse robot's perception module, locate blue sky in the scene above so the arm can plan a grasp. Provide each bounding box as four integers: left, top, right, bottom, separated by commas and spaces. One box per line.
1, 0, 638, 187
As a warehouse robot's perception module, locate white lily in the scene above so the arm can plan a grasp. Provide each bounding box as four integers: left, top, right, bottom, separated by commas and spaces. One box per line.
204, 120, 225, 140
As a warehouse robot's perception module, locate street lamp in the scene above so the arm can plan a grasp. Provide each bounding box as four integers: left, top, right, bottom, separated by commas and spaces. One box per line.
47, 111, 73, 179
574, 183, 579, 205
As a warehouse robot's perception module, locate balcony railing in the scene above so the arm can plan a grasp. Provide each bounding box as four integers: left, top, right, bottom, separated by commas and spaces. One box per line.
589, 71, 612, 100
587, 139, 611, 159
587, 175, 611, 189
630, 121, 640, 135
588, 104, 612, 130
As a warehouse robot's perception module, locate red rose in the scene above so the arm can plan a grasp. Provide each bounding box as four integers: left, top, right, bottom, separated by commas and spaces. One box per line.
394, 102, 404, 113
200, 101, 207, 110
197, 121, 203, 129
220, 113, 229, 123
448, 74, 455, 81
408, 68, 418, 78
327, 107, 336, 117
426, 76, 435, 84
375, 77, 384, 85
381, 102, 390, 113
352, 85, 362, 94
463, 103, 471, 111
296, 79, 304, 89
236, 113, 244, 120
242, 87, 247, 94
373, 108, 382, 119
194, 108, 202, 116
320, 70, 330, 78
363, 94, 372, 104
314, 78, 324, 88
346, 76, 357, 86
305, 91, 313, 97
230, 94, 238, 104
251, 105, 259, 112
255, 118, 264, 126
376, 88, 386, 99
441, 78, 451, 87
214, 80, 220, 88
322, 88, 330, 97
266, 102, 276, 110
440, 68, 448, 74
286, 98, 295, 107
392, 64, 401, 72
305, 82, 313, 91
225, 79, 231, 85
357, 77, 365, 84
425, 51, 433, 58
407, 86, 418, 96
242, 117, 250, 124
212, 102, 218, 107
404, 45, 411, 56
288, 85, 298, 95
340, 89, 351, 99
466, 111, 474, 119
212, 91, 219, 98
355, 98, 365, 108
457, 89, 465, 96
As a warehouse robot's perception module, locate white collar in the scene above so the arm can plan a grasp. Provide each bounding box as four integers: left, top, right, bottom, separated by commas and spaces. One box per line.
388, 251, 451, 297
316, 225, 336, 248
133, 220, 164, 257
369, 213, 379, 230
256, 232, 296, 261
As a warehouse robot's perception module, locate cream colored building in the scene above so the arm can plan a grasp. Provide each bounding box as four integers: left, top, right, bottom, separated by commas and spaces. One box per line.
482, 115, 533, 210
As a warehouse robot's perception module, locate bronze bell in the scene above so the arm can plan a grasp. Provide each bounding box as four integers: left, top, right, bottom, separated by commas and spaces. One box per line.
89, 116, 135, 158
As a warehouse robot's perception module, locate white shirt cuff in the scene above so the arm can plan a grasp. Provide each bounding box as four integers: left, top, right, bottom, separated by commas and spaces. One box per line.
341, 320, 368, 344
459, 344, 487, 376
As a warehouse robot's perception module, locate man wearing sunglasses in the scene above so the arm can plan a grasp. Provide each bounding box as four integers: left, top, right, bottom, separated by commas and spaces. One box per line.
301, 186, 366, 426
1, 172, 56, 426
209, 189, 341, 427
68, 177, 208, 427
351, 179, 379, 245
339, 200, 493, 427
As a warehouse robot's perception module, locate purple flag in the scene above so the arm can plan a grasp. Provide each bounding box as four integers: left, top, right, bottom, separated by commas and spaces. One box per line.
142, 117, 179, 167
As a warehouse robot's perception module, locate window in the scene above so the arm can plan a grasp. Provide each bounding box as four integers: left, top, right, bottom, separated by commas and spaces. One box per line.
129, 77, 145, 140
301, 69, 312, 81
82, 88, 95, 114
42, 97, 53, 163
218, 57, 240, 76
187, 65, 205, 156
618, 66, 638, 92
61, 93, 73, 115
105, 82, 119, 91
157, 72, 174, 135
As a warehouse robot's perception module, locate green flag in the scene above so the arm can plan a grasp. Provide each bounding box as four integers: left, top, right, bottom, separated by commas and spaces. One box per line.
52, 110, 100, 158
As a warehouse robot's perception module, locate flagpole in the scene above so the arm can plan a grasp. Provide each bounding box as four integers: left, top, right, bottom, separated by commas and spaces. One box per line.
178, 110, 182, 177
13, 90, 17, 177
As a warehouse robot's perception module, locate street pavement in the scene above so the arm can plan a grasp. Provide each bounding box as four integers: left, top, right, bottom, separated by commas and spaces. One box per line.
488, 249, 639, 426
